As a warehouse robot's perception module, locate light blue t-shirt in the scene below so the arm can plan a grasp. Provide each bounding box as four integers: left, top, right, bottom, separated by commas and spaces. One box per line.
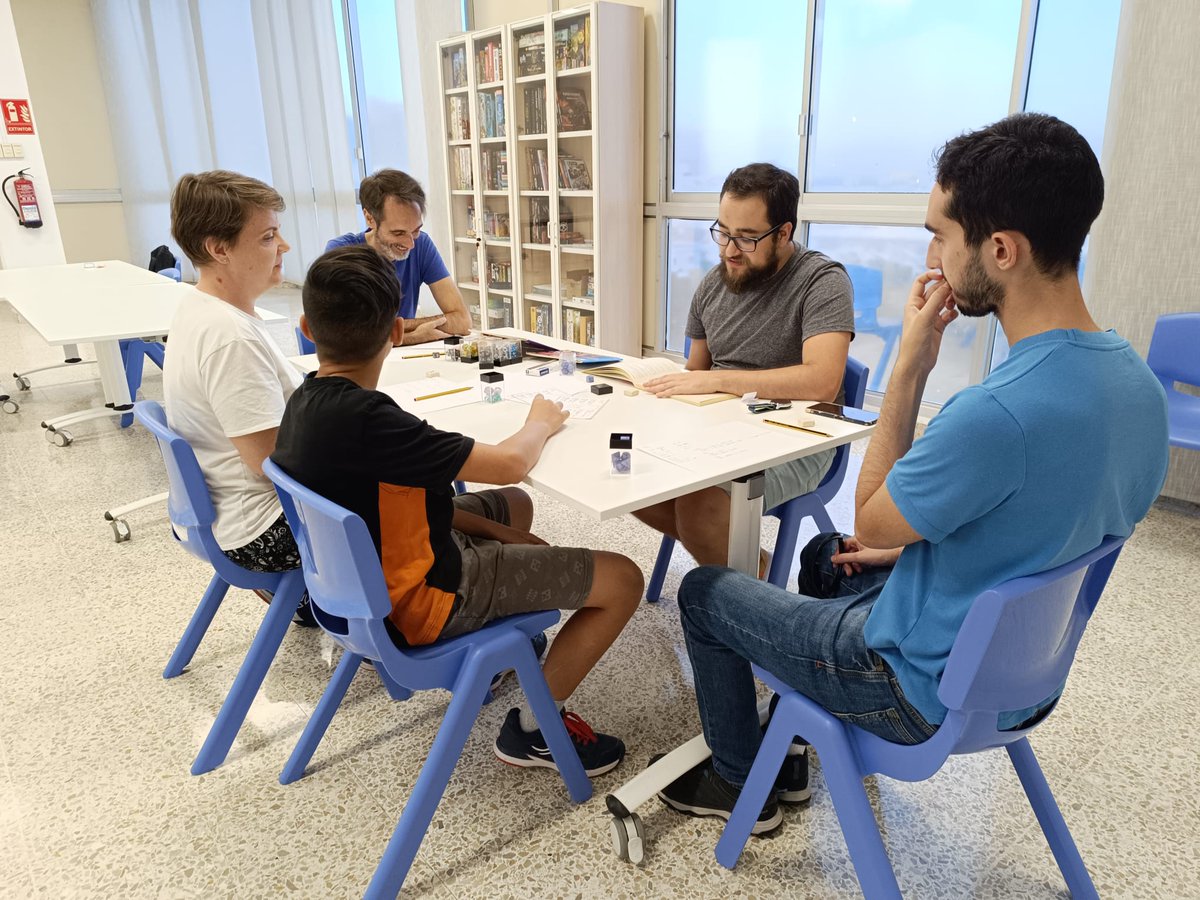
324, 231, 451, 320
864, 329, 1169, 727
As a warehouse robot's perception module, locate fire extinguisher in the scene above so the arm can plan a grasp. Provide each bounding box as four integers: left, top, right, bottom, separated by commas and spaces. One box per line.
2, 167, 43, 228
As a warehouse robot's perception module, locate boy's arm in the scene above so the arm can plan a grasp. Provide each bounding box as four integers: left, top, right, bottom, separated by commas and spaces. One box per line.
456, 395, 569, 485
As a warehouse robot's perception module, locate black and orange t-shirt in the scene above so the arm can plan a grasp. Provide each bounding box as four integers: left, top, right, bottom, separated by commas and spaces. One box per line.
272, 374, 475, 645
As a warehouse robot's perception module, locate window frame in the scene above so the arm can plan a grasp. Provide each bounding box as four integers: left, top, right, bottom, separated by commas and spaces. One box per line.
655, 0, 1045, 402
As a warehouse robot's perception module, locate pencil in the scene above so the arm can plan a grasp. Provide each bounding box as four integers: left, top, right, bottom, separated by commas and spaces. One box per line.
413, 385, 473, 402
402, 352, 437, 359
763, 418, 833, 438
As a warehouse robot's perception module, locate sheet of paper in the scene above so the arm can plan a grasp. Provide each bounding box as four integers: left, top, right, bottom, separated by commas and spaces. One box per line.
506, 387, 609, 420
381, 376, 481, 411
502, 371, 595, 396
642, 421, 787, 469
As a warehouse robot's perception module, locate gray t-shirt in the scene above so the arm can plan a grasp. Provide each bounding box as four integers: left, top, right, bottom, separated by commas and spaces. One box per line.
686, 242, 855, 374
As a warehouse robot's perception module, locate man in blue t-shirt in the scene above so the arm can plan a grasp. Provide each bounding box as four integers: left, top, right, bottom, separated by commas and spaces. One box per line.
655, 113, 1170, 836
327, 169, 471, 345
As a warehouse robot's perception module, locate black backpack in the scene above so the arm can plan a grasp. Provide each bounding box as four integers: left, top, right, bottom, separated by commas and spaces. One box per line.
148, 244, 177, 273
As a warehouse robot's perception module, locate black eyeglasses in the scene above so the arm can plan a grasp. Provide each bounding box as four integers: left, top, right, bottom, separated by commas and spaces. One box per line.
709, 220, 784, 252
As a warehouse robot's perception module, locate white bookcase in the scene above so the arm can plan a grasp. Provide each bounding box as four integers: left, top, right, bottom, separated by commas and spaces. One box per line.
435, 2, 643, 356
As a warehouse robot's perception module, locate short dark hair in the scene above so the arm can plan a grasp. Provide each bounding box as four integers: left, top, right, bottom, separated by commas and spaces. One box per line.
359, 169, 426, 222
720, 163, 799, 240
302, 246, 401, 363
935, 113, 1104, 277
171, 171, 284, 266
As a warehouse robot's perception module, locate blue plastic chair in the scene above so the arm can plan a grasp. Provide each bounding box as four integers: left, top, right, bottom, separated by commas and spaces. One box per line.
295, 326, 316, 355
1146, 312, 1200, 451
845, 264, 901, 392
135, 400, 305, 776
646, 355, 869, 599
262, 458, 591, 898
716, 535, 1126, 899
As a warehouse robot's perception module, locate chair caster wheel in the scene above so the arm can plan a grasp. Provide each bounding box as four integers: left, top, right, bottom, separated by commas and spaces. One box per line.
47, 428, 73, 446
610, 813, 645, 864
15, 375, 31, 391
1, 398, 17, 414
110, 518, 131, 543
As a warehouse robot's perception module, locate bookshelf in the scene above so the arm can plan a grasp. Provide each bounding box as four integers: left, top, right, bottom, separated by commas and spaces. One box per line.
436, 2, 643, 354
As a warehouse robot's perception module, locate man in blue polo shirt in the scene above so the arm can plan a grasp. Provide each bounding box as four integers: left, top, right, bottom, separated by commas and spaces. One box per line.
655, 113, 1170, 835
327, 169, 471, 345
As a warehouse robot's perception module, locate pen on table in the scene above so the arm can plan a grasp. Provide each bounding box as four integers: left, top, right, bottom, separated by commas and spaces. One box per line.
413, 385, 473, 402
402, 352, 438, 359
763, 418, 833, 438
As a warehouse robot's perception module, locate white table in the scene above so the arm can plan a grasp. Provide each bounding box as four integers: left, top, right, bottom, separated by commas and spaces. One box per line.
296, 330, 875, 862
0, 261, 280, 445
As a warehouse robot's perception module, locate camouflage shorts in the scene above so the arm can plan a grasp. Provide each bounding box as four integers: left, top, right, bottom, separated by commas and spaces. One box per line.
437, 490, 595, 640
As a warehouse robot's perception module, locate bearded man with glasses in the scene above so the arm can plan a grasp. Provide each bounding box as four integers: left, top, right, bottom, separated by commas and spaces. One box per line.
638, 162, 855, 572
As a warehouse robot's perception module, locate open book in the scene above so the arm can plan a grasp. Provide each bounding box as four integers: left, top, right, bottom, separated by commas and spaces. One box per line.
588, 357, 736, 407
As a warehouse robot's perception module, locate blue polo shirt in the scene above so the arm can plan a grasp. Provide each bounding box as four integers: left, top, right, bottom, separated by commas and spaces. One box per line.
864, 329, 1169, 727
325, 231, 451, 320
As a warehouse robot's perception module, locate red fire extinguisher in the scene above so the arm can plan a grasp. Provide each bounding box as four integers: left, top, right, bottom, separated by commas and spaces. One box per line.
3, 167, 43, 228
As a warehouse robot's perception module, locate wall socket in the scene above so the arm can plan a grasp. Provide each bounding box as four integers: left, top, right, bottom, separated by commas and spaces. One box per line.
1, 143, 25, 159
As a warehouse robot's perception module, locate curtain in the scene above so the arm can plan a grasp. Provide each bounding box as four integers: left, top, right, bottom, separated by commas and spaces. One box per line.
91, 0, 360, 282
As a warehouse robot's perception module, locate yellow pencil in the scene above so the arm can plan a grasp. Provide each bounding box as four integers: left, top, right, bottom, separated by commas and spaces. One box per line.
763, 418, 833, 438
402, 352, 437, 359
413, 385, 473, 402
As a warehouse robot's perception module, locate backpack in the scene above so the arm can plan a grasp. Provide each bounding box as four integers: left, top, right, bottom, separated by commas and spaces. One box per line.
148, 245, 177, 273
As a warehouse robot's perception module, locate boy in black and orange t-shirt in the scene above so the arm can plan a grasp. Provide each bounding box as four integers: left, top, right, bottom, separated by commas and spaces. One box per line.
272, 245, 643, 776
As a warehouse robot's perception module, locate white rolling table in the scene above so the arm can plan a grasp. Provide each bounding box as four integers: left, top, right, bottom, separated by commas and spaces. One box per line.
0, 260, 174, 407
295, 330, 875, 864
0, 263, 281, 445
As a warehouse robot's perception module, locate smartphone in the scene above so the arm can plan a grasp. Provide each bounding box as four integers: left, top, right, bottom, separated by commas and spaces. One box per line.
807, 402, 879, 425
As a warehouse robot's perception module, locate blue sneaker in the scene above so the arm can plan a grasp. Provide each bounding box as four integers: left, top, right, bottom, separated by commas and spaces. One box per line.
494, 706, 625, 776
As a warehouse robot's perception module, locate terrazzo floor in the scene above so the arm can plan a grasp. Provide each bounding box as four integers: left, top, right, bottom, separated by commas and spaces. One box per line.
1, 287, 1198, 899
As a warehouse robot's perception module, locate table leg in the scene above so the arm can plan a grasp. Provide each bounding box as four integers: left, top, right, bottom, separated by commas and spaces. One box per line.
604, 470, 767, 863
39, 340, 134, 443
94, 339, 133, 409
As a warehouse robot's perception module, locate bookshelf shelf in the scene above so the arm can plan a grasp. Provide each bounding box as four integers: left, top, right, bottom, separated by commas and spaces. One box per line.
437, 3, 643, 354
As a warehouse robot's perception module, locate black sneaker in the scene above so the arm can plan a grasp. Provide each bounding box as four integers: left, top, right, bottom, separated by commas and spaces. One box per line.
654, 754, 782, 835
494, 707, 625, 776
488, 631, 549, 694
252, 588, 318, 628
765, 693, 811, 804
292, 595, 318, 628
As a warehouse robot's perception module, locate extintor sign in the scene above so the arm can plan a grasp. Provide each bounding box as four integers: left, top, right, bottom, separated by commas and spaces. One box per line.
2, 99, 34, 135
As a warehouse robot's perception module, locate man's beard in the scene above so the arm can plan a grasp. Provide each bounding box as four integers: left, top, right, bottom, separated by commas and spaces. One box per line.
379, 244, 410, 262
952, 249, 1005, 317
719, 243, 781, 295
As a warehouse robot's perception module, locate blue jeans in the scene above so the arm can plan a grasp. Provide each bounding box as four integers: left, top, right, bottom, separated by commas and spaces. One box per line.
678, 534, 937, 787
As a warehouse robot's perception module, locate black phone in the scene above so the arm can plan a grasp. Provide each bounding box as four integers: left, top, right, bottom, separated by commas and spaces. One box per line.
807, 402, 879, 425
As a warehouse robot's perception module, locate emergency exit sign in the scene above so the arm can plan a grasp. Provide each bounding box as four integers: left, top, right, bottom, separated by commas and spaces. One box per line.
2, 99, 34, 135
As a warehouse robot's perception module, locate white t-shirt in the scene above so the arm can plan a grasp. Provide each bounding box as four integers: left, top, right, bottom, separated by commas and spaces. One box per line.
163, 291, 302, 550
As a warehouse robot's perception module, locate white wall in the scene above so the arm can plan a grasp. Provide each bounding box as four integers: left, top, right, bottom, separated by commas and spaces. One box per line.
0, 0, 64, 269
1084, 0, 1200, 504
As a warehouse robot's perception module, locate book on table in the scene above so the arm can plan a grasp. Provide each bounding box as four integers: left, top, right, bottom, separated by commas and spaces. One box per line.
584, 357, 737, 406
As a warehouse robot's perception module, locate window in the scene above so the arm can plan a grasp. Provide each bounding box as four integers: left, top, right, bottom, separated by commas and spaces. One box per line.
331, 0, 411, 187
664, 219, 721, 353
660, 0, 1123, 405
806, 0, 1022, 193
671, 1, 806, 194
806, 223, 988, 405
